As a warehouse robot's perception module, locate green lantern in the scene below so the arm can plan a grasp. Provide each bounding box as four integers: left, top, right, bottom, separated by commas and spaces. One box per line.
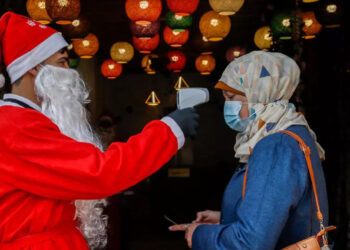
270, 13, 293, 40
165, 11, 193, 32
69, 57, 80, 69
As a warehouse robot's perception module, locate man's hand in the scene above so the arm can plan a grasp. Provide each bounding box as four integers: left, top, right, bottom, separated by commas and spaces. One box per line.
167, 108, 199, 138
193, 210, 221, 224
169, 223, 201, 248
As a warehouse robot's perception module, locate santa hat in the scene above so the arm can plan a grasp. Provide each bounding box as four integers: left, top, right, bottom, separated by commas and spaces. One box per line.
0, 12, 68, 83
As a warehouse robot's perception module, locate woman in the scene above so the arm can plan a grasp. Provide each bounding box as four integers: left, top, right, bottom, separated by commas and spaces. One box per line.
170, 51, 329, 249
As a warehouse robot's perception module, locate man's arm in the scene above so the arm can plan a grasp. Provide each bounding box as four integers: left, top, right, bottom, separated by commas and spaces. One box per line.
0, 109, 180, 200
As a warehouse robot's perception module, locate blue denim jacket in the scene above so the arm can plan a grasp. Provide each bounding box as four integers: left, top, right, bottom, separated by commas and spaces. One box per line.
192, 125, 329, 249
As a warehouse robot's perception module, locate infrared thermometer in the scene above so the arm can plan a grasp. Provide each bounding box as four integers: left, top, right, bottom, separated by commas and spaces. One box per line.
177, 88, 210, 110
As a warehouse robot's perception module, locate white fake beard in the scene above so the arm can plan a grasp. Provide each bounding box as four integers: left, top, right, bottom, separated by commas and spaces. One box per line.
34, 65, 108, 249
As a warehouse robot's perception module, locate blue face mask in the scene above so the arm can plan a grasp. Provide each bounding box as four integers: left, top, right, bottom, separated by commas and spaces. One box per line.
223, 101, 250, 132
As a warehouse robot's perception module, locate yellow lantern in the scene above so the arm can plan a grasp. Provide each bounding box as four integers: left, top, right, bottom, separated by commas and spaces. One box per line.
254, 26, 273, 50
199, 11, 231, 42
73, 33, 99, 59
145, 91, 161, 106
302, 0, 318, 2
209, 0, 245, 16
26, 0, 52, 24
110, 42, 134, 64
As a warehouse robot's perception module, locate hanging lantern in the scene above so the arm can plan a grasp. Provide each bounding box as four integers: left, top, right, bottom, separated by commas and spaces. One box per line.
199, 11, 231, 42
110, 42, 134, 64
315, 1, 342, 28
209, 0, 245, 16
133, 34, 160, 54
26, 0, 52, 24
165, 11, 193, 32
225, 46, 246, 62
254, 26, 273, 50
301, 11, 322, 39
46, 0, 81, 25
270, 13, 293, 40
192, 34, 218, 55
125, 0, 162, 25
145, 91, 160, 106
130, 21, 160, 38
174, 76, 190, 90
195, 54, 216, 75
302, 0, 318, 2
61, 16, 90, 40
141, 54, 158, 74
166, 0, 199, 16
163, 26, 189, 48
101, 59, 123, 79
73, 33, 99, 59
167, 50, 186, 73
68, 57, 80, 69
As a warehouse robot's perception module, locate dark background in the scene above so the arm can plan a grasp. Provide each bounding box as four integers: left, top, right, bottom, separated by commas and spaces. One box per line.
1, 0, 349, 249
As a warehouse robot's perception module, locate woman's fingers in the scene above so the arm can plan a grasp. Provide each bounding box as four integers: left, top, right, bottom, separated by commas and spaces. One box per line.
195, 211, 207, 222
168, 224, 188, 231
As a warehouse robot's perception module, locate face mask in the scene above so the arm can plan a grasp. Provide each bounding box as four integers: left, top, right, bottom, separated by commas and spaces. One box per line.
223, 101, 250, 132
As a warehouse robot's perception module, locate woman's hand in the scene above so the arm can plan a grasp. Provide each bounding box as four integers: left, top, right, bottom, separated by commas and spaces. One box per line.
169, 223, 200, 248
193, 210, 221, 224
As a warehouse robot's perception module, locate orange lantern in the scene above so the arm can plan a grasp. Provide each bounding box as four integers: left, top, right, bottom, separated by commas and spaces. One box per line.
125, 0, 162, 25
199, 11, 231, 42
133, 34, 160, 54
301, 11, 322, 39
101, 59, 122, 79
141, 54, 158, 74
45, 0, 81, 25
166, 0, 199, 16
73, 33, 99, 59
163, 26, 189, 48
26, 0, 52, 24
195, 54, 216, 75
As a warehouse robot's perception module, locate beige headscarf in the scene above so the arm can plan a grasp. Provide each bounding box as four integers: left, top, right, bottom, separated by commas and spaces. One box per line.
216, 51, 325, 163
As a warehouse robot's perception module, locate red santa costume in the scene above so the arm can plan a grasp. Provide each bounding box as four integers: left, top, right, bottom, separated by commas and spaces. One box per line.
0, 12, 184, 249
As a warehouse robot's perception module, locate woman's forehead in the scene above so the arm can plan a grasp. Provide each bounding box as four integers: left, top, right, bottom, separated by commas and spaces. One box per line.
223, 90, 235, 97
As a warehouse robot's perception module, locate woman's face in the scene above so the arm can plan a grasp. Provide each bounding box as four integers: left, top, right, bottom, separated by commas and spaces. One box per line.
223, 90, 249, 119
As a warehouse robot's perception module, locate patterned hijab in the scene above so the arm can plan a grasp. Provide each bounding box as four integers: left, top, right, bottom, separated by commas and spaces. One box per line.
217, 51, 325, 163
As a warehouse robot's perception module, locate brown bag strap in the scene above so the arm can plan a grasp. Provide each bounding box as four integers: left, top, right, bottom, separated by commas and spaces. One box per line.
242, 130, 323, 221
241, 131, 336, 247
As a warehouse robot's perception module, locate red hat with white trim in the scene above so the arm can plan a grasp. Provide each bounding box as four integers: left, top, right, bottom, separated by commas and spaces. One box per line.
0, 12, 68, 84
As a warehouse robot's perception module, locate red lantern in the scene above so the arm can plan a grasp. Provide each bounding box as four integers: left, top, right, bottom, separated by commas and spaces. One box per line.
125, 0, 162, 25
167, 50, 186, 72
130, 21, 160, 38
166, 0, 200, 16
133, 34, 160, 53
101, 59, 123, 79
163, 26, 189, 47
225, 46, 246, 62
301, 11, 322, 39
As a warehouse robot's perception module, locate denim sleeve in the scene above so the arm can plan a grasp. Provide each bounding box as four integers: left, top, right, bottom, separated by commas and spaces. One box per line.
192, 134, 308, 250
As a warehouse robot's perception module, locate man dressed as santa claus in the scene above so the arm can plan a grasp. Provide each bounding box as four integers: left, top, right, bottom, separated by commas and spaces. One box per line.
0, 12, 199, 249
